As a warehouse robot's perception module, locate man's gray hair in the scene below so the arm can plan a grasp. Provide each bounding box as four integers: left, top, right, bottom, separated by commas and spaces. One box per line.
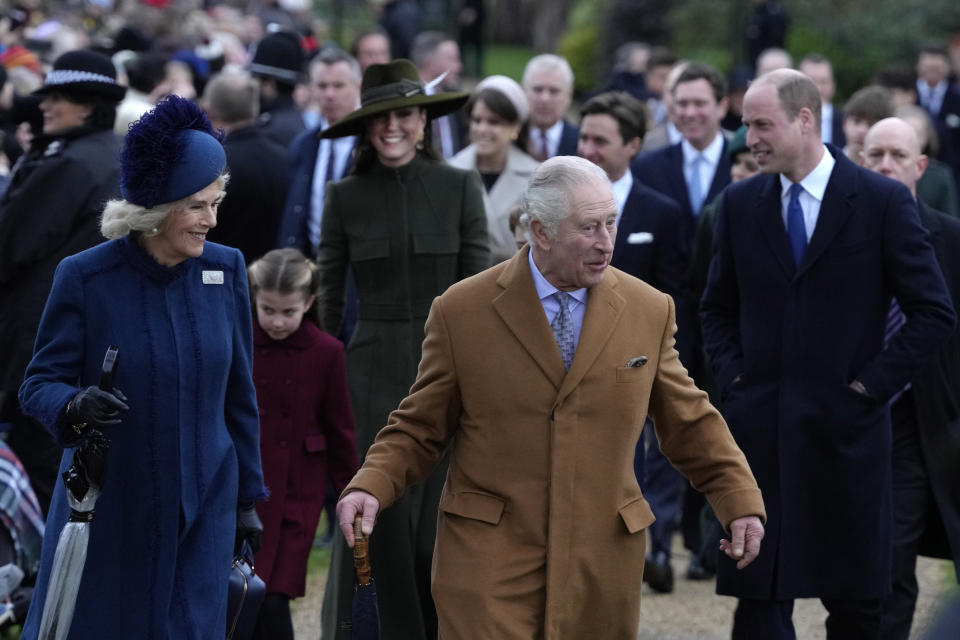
202, 70, 258, 125
410, 31, 451, 69
522, 54, 574, 90
519, 156, 610, 240
310, 47, 362, 85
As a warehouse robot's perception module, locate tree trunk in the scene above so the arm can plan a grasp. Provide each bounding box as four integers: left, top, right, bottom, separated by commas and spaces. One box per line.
531, 0, 576, 52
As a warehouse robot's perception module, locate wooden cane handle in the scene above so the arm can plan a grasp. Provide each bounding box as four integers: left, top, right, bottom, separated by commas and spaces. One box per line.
353, 515, 372, 586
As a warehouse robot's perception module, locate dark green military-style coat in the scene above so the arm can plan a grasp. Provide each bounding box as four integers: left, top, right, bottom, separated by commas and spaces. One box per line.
318, 154, 489, 640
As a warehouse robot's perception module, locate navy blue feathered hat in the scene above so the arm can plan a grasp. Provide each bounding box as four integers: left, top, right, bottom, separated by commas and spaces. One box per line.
120, 95, 226, 209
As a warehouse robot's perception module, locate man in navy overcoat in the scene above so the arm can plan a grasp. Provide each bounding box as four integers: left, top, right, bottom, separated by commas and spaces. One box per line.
701, 69, 956, 639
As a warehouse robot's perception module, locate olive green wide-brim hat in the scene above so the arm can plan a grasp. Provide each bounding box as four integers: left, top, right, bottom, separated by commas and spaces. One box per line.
319, 58, 468, 139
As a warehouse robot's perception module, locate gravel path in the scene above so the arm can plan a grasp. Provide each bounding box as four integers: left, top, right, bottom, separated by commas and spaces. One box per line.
293, 536, 956, 639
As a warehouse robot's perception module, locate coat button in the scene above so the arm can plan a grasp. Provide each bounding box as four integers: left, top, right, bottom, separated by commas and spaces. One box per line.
279, 440, 289, 449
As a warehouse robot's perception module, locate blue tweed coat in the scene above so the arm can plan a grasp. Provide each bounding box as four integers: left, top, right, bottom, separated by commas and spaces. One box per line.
18, 235, 265, 639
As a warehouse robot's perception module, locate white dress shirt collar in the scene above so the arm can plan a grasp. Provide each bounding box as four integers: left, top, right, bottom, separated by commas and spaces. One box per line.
610, 170, 633, 223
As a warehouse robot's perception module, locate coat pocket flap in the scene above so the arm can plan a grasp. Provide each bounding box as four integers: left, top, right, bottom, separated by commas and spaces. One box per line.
303, 434, 327, 452
619, 497, 656, 533
351, 238, 391, 261
413, 234, 460, 255
440, 491, 505, 525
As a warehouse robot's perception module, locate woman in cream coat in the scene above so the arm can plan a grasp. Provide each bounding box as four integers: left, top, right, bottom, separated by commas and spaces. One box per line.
450, 75, 540, 263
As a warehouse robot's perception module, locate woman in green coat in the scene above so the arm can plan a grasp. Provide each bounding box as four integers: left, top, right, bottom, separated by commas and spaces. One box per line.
318, 59, 489, 640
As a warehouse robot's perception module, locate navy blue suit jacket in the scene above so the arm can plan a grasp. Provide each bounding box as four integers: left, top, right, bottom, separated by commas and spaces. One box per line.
630, 139, 732, 248
557, 119, 580, 156
611, 179, 689, 363
277, 127, 355, 260
701, 145, 956, 600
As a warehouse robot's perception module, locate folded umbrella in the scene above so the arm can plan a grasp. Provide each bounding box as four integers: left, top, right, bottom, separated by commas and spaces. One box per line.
36, 346, 117, 640
351, 515, 381, 640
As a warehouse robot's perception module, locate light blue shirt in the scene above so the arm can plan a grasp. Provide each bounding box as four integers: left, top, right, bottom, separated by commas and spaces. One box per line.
528, 249, 588, 351
309, 129, 356, 248
681, 132, 724, 206
779, 146, 836, 242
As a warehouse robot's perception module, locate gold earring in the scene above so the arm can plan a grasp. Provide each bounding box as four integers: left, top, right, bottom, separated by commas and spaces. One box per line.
510, 132, 518, 141
416, 130, 425, 150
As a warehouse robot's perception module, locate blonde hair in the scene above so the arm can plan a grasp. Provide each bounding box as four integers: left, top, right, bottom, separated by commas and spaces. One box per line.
100, 173, 230, 239
247, 248, 322, 328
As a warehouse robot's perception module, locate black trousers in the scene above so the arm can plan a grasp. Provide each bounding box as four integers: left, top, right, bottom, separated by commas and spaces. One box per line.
733, 596, 882, 639
879, 391, 933, 640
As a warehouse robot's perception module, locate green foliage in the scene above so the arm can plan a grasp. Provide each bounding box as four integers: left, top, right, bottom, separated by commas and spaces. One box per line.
664, 0, 960, 101
483, 45, 539, 82
558, 0, 605, 93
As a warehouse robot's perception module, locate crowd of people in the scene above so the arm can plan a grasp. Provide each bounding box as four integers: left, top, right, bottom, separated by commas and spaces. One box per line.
0, 0, 957, 639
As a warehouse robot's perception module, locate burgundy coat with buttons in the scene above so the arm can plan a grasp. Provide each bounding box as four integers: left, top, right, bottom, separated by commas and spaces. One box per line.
252, 319, 358, 596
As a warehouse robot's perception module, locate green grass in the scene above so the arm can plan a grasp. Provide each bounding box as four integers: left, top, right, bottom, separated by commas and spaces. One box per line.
479, 44, 538, 83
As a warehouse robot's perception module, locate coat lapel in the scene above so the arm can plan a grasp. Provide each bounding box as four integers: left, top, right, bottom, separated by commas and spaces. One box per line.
798, 148, 856, 277
753, 174, 796, 278
556, 268, 625, 402
493, 248, 567, 389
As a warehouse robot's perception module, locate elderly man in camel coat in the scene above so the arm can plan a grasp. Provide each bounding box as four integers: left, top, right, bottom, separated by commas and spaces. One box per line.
339, 156, 766, 639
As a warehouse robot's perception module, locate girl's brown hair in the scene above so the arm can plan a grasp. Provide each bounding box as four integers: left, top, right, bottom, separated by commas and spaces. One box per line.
247, 248, 322, 329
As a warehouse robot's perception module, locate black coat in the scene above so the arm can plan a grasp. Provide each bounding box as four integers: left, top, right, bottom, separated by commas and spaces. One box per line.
206, 125, 289, 264
610, 179, 688, 362
0, 127, 121, 393
701, 147, 956, 599
912, 202, 960, 580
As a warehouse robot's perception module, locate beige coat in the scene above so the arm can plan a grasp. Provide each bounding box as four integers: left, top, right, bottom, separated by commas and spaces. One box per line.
449, 144, 539, 264
347, 247, 764, 639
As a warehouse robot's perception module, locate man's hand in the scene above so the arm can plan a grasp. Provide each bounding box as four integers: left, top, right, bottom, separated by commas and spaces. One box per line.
720, 515, 764, 570
337, 491, 380, 548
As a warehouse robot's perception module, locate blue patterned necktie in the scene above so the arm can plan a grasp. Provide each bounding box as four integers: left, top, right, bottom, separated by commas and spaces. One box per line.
550, 292, 575, 370
687, 153, 705, 215
325, 140, 337, 185
787, 183, 808, 267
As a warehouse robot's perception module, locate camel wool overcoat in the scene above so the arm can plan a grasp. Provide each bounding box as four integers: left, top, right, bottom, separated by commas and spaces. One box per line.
347, 246, 765, 639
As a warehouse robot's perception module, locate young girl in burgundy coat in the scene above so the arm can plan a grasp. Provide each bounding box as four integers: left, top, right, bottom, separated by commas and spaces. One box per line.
248, 248, 359, 639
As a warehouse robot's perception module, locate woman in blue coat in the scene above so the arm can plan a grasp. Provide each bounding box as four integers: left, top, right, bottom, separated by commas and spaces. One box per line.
18, 96, 266, 639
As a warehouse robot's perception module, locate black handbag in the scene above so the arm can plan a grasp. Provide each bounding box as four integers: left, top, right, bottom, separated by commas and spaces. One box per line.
226, 540, 266, 640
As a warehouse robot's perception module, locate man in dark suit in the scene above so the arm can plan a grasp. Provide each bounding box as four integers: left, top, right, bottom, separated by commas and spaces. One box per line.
799, 53, 845, 148
631, 62, 732, 248
579, 92, 685, 302
916, 45, 960, 180
861, 117, 960, 640
202, 69, 289, 264
277, 49, 361, 259
411, 31, 466, 159
578, 91, 689, 592
631, 62, 733, 586
701, 69, 956, 639
523, 54, 579, 160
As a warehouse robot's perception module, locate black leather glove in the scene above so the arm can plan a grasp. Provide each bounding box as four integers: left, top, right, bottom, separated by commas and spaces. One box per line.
61, 386, 129, 438
236, 505, 263, 555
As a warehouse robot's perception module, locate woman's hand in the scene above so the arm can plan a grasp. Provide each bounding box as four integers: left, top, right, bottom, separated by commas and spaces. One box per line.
236, 505, 263, 555
62, 386, 129, 437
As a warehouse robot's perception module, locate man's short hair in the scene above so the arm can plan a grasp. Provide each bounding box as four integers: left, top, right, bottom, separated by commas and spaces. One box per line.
613, 42, 651, 73
895, 103, 939, 156
918, 43, 949, 60
647, 46, 676, 71
522, 54, 574, 90
673, 62, 727, 103
580, 91, 647, 142
410, 31, 451, 69
874, 64, 916, 93
844, 85, 894, 125
799, 52, 831, 69
757, 70, 822, 130
351, 28, 390, 56
310, 47, 362, 85
202, 69, 259, 125
520, 156, 609, 240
